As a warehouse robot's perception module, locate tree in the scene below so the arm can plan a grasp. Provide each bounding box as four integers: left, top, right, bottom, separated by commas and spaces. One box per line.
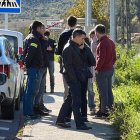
63, 0, 109, 29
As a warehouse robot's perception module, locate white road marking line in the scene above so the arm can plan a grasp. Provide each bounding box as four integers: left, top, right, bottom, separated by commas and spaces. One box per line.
0, 120, 13, 123
0, 136, 5, 140
0, 127, 9, 131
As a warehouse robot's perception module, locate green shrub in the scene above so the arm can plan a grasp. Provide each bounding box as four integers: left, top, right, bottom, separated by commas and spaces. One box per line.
111, 85, 140, 140
111, 45, 140, 140
114, 45, 140, 86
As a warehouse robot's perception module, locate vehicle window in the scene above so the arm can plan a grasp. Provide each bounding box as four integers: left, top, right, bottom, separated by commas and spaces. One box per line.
2, 35, 18, 55
4, 41, 10, 58
5, 40, 15, 59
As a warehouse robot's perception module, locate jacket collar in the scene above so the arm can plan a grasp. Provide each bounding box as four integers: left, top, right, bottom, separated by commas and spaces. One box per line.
32, 31, 43, 39
69, 40, 85, 55
100, 35, 108, 41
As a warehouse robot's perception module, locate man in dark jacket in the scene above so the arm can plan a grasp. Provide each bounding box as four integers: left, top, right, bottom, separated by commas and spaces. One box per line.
33, 25, 52, 116
94, 24, 116, 117
23, 21, 44, 119
44, 30, 56, 93
56, 29, 96, 130
57, 16, 77, 100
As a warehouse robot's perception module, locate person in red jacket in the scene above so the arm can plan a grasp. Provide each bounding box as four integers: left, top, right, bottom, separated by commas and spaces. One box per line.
94, 24, 116, 117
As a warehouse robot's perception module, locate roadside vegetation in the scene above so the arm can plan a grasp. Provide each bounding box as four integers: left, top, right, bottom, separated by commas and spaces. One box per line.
110, 44, 140, 140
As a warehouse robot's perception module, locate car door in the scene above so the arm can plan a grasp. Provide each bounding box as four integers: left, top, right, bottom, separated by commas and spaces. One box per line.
2, 33, 24, 97
5, 40, 18, 98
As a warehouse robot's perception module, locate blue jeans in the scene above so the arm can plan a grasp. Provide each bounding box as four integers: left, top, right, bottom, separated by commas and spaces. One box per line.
34, 68, 46, 107
87, 79, 96, 110
96, 68, 114, 113
23, 68, 41, 116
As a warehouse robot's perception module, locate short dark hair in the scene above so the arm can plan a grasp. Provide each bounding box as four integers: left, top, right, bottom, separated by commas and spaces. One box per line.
32, 21, 43, 31
72, 29, 86, 38
67, 16, 77, 27
44, 30, 50, 36
94, 24, 106, 34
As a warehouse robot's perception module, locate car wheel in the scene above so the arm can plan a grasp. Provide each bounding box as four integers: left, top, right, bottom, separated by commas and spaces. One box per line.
1, 98, 15, 120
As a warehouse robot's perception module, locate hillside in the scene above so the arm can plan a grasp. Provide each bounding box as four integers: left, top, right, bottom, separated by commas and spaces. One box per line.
9, 0, 74, 19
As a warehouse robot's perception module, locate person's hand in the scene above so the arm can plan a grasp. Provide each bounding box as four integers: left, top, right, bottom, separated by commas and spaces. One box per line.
47, 46, 52, 51
79, 44, 84, 49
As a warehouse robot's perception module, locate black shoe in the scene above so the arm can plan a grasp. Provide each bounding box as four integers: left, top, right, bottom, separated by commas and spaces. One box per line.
34, 108, 49, 116
43, 107, 52, 113
39, 110, 49, 116
77, 125, 92, 130
95, 111, 109, 118
56, 122, 71, 128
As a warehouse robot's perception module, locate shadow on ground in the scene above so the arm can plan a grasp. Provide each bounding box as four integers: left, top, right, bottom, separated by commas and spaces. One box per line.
22, 113, 120, 140
43, 92, 64, 104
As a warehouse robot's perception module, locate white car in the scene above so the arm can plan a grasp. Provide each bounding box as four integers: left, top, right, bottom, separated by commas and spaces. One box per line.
0, 30, 24, 120
0, 29, 25, 98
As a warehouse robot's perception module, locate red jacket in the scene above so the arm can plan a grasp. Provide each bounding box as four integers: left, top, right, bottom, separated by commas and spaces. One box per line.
95, 35, 116, 72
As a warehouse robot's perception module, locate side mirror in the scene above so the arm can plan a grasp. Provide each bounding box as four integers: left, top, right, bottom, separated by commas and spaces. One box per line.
0, 73, 7, 85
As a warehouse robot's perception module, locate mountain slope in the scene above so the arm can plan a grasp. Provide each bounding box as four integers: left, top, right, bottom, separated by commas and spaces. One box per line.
11, 0, 74, 19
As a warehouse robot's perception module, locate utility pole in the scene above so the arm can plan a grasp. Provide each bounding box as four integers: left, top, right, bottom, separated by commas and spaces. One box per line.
4, 13, 8, 29
85, 0, 92, 33
85, 0, 92, 26
120, 0, 125, 47
110, 0, 116, 42
126, 0, 131, 48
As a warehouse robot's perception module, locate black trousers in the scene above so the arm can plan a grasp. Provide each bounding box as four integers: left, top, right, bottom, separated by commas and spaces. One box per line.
56, 79, 88, 127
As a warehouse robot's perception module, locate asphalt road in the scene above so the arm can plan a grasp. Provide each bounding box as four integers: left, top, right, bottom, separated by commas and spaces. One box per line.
0, 103, 23, 140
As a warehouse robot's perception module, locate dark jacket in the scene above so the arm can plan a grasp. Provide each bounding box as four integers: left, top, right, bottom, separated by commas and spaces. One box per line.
24, 31, 43, 69
95, 35, 116, 72
62, 40, 96, 82
40, 37, 56, 67
46, 38, 56, 61
57, 29, 73, 56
